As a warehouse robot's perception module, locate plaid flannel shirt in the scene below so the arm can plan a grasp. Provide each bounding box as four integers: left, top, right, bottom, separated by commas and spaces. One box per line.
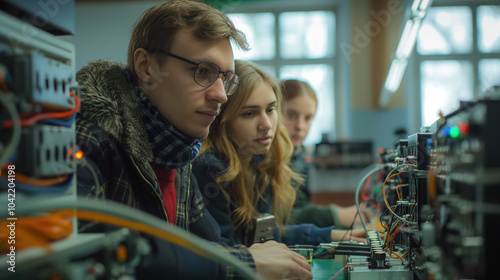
75, 60, 255, 279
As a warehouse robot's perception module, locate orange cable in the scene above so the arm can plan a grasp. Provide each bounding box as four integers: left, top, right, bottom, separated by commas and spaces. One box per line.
6, 173, 69, 186
382, 172, 402, 214
0, 213, 73, 252
2, 94, 80, 128
55, 209, 209, 258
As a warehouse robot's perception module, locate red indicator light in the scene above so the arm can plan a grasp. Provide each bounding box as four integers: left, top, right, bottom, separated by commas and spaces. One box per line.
458, 122, 469, 135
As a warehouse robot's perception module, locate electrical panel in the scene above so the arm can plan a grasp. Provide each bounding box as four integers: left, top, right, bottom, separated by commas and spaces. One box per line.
0, 8, 79, 278
315, 140, 373, 169
345, 89, 500, 280
424, 93, 500, 279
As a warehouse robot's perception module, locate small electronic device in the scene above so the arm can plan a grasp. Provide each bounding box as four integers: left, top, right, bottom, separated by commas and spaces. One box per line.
243, 213, 275, 246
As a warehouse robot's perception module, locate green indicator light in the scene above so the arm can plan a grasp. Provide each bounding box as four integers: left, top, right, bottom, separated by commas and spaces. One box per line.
450, 127, 460, 138
375, 186, 380, 192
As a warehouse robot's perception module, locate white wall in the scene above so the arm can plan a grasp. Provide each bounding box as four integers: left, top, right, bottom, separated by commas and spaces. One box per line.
62, 1, 162, 71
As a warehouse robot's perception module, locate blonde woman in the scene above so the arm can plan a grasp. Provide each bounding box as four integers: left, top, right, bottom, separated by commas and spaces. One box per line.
281, 80, 367, 229
193, 61, 365, 252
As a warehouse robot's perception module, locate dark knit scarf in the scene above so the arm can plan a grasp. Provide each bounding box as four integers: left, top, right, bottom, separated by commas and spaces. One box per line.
125, 68, 202, 168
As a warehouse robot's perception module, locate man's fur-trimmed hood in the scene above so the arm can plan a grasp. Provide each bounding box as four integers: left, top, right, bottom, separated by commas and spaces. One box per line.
76, 60, 152, 163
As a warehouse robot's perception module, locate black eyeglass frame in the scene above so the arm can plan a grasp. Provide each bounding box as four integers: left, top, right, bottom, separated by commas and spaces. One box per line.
158, 51, 239, 96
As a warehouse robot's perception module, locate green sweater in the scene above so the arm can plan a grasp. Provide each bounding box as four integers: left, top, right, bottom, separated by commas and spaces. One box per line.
289, 146, 343, 228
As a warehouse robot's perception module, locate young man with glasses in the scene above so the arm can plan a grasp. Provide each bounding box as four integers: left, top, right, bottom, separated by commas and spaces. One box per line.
76, 1, 312, 279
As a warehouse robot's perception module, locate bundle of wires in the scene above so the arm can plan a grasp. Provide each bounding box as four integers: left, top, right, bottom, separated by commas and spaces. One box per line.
381, 164, 418, 226
1, 196, 263, 280
381, 211, 409, 260
354, 162, 416, 262
0, 92, 80, 129
0, 92, 80, 191
0, 173, 74, 194
355, 164, 386, 236
0, 212, 73, 252
379, 163, 418, 261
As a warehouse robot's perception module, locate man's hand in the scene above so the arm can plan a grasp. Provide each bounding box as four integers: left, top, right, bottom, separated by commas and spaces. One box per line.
330, 228, 367, 242
248, 240, 313, 280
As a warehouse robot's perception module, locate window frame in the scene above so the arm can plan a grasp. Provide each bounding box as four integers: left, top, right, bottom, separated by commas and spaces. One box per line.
410, 0, 500, 129
225, 0, 347, 142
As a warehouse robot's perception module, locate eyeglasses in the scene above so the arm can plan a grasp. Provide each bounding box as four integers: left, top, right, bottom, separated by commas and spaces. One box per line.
158, 51, 239, 96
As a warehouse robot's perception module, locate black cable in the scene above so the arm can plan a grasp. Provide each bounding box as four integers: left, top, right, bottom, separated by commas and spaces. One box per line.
379, 207, 391, 232
340, 210, 359, 241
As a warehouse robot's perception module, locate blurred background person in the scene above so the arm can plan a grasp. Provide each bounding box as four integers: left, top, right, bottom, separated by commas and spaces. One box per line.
281, 79, 370, 229
193, 61, 366, 250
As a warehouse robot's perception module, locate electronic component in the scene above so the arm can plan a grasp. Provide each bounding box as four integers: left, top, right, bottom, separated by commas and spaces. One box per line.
290, 247, 313, 263
361, 89, 500, 280
2, 52, 75, 110
0, 229, 149, 280
346, 255, 414, 280
315, 140, 373, 169
423, 93, 500, 280
407, 132, 431, 170
0, 7, 78, 277
17, 124, 77, 177
243, 213, 275, 246
344, 231, 415, 280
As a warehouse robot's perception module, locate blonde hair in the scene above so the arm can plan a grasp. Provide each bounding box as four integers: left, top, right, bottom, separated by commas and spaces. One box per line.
280, 79, 318, 105
201, 60, 303, 231
127, 0, 248, 80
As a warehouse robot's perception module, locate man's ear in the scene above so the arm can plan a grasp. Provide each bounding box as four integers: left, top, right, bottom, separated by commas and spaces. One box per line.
134, 48, 153, 84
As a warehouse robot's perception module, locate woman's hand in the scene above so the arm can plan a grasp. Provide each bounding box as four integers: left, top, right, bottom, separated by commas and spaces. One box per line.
337, 204, 373, 229
330, 228, 367, 242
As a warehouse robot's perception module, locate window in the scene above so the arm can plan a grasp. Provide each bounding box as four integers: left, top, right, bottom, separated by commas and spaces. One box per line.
228, 4, 339, 146
415, 1, 500, 126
